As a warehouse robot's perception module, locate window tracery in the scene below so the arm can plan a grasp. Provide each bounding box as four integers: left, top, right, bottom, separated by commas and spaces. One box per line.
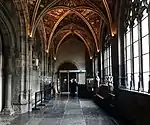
123, 0, 150, 93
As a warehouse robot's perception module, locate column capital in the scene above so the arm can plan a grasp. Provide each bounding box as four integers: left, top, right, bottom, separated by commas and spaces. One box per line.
28, 37, 34, 45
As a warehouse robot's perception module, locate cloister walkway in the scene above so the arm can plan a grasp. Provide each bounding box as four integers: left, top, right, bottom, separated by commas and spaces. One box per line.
4, 95, 122, 125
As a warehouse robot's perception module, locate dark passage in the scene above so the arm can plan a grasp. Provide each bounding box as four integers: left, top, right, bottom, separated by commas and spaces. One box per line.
9, 95, 121, 125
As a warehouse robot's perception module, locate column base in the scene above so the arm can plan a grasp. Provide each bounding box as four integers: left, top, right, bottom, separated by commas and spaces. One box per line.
1, 106, 14, 115
13, 99, 32, 114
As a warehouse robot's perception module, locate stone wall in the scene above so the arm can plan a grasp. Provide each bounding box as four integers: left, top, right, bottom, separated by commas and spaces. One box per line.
117, 89, 150, 125
55, 37, 86, 84
0, 1, 51, 114
55, 37, 85, 71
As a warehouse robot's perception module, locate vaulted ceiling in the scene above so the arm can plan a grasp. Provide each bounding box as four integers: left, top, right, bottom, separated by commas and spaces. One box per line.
26, 0, 118, 58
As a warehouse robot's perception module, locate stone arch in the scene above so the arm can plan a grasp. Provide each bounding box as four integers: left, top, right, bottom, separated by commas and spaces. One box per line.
0, 3, 18, 114
32, 6, 112, 52
57, 61, 79, 71
55, 31, 92, 58
32, 5, 110, 37
46, 9, 98, 52
0, 2, 21, 51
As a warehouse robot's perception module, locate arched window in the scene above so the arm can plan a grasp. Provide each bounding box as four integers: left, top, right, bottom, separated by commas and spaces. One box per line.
104, 42, 112, 77
123, 0, 150, 93
103, 32, 112, 86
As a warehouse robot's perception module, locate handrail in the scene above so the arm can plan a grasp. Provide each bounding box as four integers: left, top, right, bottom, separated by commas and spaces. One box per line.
32, 91, 41, 110
32, 86, 52, 110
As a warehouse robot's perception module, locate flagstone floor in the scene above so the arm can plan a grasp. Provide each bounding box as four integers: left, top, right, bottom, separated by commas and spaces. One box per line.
1, 95, 121, 125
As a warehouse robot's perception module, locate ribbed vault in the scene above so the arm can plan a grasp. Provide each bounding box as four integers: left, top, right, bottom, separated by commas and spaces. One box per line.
52, 23, 94, 58
26, 0, 118, 58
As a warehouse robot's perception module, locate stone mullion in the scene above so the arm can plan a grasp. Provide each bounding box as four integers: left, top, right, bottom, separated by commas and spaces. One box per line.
130, 22, 135, 90
148, 6, 150, 92
121, 33, 127, 87
137, 15, 144, 91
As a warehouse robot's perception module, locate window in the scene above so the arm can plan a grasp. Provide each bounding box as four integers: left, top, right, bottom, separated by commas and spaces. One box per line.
123, 0, 150, 93
104, 44, 112, 83
100, 52, 103, 81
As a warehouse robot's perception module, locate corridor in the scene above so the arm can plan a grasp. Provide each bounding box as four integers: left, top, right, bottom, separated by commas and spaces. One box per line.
0, 0, 150, 124
7, 95, 119, 125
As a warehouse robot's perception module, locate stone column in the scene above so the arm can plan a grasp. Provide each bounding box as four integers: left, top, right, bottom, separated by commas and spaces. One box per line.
41, 49, 45, 90
20, 52, 27, 104
2, 56, 14, 115
28, 38, 34, 112
13, 36, 28, 114
111, 37, 119, 94
45, 53, 48, 77
45, 53, 49, 81
0, 35, 2, 112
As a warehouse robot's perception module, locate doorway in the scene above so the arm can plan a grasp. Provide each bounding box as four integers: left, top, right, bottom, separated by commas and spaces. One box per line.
57, 62, 78, 94
60, 73, 69, 92
59, 71, 78, 94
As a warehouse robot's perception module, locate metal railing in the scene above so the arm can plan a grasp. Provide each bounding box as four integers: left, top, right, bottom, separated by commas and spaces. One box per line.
32, 87, 52, 110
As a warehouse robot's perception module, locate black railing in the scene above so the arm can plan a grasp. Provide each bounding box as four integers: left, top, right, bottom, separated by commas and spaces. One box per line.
32, 86, 52, 110
32, 91, 41, 110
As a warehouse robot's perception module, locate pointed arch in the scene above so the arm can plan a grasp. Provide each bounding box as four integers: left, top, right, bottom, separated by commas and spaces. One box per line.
55, 31, 92, 58
43, 9, 99, 53
31, 2, 110, 35
57, 60, 79, 71
31, 0, 41, 27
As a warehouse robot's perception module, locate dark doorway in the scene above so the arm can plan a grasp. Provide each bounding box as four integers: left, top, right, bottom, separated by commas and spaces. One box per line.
58, 62, 78, 93
60, 73, 69, 92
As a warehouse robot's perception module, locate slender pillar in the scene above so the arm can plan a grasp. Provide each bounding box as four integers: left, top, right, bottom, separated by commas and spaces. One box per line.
148, 5, 150, 93
19, 39, 27, 104
0, 35, 2, 112
28, 38, 34, 112
2, 56, 14, 115
41, 49, 45, 91
68, 72, 69, 93
111, 37, 119, 94
25, 40, 31, 112
0, 51, 2, 112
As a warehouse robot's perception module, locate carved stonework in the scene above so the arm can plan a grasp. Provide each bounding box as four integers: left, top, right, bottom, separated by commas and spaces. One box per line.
124, 0, 149, 31
24, 0, 118, 53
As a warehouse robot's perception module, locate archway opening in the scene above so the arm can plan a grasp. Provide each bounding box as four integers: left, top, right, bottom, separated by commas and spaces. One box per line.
58, 62, 78, 71
57, 62, 78, 94
0, 3, 17, 114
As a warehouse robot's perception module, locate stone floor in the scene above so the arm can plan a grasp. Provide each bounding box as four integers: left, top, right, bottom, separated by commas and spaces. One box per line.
1, 95, 121, 125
